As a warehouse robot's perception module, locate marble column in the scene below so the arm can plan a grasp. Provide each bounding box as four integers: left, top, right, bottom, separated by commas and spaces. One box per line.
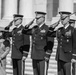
53, 0, 59, 17
19, 0, 34, 25
47, 0, 53, 21
0, 0, 1, 19
74, 3, 76, 12
34, 0, 47, 11
2, 0, 17, 19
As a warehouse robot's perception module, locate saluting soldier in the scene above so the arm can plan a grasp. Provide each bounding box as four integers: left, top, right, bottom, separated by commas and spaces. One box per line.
47, 11, 76, 75
5, 14, 30, 75
22, 10, 55, 75
54, 0, 75, 75
56, 11, 74, 75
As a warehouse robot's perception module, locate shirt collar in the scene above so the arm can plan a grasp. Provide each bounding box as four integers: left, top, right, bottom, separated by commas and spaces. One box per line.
64, 23, 69, 29
16, 24, 22, 28
39, 22, 45, 28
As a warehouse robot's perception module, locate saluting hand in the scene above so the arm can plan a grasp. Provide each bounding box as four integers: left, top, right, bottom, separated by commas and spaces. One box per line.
9, 21, 13, 26
5, 20, 13, 30
71, 59, 76, 63
44, 57, 49, 61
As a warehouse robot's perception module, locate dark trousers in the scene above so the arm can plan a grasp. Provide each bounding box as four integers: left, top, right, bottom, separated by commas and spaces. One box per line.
12, 59, 25, 75
58, 59, 71, 75
32, 59, 49, 75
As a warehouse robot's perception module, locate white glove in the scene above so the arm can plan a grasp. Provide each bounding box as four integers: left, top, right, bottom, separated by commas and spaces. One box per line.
22, 56, 26, 62
71, 59, 76, 63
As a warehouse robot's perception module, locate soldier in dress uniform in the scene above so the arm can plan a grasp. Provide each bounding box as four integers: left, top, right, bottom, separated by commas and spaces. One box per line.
54, 0, 75, 75
55, 11, 76, 75
47, 10, 76, 75
22, 10, 55, 75
5, 14, 30, 75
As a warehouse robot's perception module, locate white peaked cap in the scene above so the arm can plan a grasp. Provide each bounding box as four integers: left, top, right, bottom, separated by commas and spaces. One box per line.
59, 0, 73, 14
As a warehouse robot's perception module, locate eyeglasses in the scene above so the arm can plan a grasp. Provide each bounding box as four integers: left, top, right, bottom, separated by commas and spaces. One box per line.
36, 16, 45, 20
61, 16, 69, 20
14, 18, 22, 22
